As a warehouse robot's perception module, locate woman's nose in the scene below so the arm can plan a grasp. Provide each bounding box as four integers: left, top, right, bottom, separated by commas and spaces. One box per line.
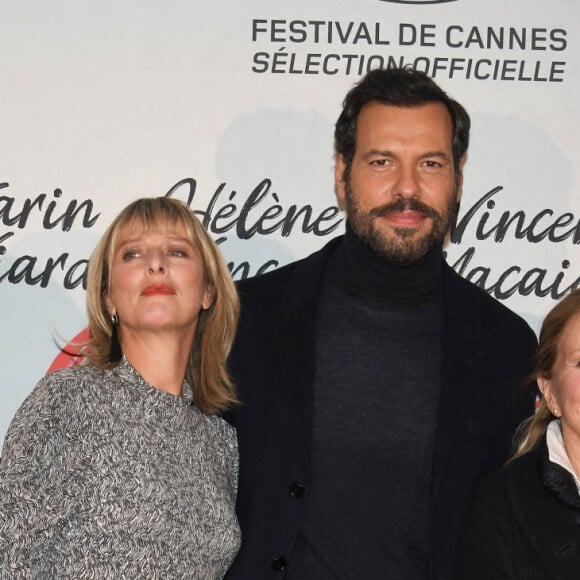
146, 251, 166, 273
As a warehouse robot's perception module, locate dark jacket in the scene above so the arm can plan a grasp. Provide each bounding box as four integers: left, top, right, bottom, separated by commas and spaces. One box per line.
456, 436, 580, 580
225, 237, 537, 580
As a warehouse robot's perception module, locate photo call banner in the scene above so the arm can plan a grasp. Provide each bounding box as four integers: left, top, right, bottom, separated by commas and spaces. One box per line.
1, 0, 579, 442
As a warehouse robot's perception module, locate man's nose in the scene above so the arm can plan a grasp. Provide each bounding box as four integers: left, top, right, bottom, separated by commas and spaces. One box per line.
391, 166, 421, 200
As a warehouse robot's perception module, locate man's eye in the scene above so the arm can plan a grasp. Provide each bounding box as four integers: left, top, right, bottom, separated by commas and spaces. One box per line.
371, 159, 388, 166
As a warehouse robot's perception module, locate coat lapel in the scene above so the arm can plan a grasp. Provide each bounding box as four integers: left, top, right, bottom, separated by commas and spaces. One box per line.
431, 264, 484, 495
275, 238, 342, 463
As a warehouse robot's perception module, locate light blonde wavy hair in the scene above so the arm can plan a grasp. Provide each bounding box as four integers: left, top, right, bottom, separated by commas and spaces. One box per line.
85, 197, 239, 415
512, 288, 580, 460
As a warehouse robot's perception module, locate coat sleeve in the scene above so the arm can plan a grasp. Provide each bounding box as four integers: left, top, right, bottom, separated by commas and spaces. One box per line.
455, 474, 516, 580
0, 372, 69, 577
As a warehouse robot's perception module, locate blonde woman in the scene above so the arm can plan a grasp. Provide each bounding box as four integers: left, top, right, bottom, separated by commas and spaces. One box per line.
457, 289, 580, 580
0, 197, 240, 578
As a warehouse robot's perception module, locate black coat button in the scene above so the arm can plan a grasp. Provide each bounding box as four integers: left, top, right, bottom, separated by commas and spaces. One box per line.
289, 482, 305, 498
272, 556, 287, 571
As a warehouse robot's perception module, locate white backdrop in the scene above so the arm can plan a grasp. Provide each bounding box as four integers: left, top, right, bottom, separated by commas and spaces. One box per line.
1, 0, 579, 442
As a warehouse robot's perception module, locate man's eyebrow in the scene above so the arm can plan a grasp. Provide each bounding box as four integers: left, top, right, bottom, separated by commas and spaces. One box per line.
361, 149, 451, 160
420, 150, 451, 160
361, 148, 395, 160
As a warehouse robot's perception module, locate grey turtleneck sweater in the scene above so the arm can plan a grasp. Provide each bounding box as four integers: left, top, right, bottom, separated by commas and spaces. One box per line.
289, 225, 445, 579
0, 358, 240, 579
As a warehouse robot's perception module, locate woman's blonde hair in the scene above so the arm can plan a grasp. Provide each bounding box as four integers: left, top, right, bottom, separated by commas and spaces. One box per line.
85, 197, 239, 415
512, 288, 580, 459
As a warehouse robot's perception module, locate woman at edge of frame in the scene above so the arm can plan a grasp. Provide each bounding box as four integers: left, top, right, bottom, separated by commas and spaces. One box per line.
457, 289, 580, 580
0, 197, 241, 578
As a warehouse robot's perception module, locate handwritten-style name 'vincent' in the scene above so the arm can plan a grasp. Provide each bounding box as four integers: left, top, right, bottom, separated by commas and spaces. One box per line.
0, 180, 577, 300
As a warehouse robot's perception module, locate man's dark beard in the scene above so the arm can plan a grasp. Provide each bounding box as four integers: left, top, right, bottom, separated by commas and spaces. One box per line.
345, 186, 459, 264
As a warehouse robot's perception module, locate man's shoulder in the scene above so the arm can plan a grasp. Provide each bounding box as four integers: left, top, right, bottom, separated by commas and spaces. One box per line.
235, 236, 341, 301
444, 262, 535, 339
236, 256, 301, 294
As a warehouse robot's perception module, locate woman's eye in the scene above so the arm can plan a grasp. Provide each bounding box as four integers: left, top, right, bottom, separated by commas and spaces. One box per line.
169, 248, 188, 257
122, 250, 140, 260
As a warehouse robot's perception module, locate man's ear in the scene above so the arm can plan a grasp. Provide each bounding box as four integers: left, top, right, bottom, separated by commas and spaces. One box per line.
335, 154, 347, 211
455, 155, 466, 203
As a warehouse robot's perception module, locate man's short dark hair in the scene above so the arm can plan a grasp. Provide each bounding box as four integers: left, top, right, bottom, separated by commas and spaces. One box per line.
334, 67, 471, 179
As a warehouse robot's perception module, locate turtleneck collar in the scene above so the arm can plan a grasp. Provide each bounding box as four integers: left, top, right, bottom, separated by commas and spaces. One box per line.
111, 355, 194, 407
324, 221, 444, 304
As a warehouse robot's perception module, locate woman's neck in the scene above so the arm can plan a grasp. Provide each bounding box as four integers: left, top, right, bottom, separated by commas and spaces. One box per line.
120, 329, 193, 396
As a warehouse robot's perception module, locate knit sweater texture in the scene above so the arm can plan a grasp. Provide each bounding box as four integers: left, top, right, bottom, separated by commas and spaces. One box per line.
0, 358, 240, 579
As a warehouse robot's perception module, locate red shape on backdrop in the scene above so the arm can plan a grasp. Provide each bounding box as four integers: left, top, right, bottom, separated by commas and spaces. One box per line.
47, 327, 92, 374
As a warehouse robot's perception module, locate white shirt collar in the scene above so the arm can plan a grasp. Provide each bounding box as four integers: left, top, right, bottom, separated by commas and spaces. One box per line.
546, 419, 580, 495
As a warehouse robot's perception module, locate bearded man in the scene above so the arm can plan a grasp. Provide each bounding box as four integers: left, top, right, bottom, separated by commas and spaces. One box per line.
224, 68, 537, 580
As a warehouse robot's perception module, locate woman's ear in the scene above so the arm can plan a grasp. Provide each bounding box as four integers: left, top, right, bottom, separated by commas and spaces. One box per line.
104, 292, 115, 318
202, 284, 215, 311
538, 376, 558, 412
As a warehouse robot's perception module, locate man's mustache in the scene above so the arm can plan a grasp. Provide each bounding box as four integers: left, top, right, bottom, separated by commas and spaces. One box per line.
369, 198, 441, 221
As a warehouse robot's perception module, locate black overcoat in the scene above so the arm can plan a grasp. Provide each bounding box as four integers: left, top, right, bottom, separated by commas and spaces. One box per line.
457, 436, 580, 580
225, 236, 537, 580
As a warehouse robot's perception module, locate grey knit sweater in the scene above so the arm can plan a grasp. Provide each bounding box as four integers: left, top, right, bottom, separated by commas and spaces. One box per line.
0, 358, 240, 579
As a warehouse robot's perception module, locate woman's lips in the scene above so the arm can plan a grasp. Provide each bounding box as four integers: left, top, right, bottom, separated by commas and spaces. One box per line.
141, 284, 175, 296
